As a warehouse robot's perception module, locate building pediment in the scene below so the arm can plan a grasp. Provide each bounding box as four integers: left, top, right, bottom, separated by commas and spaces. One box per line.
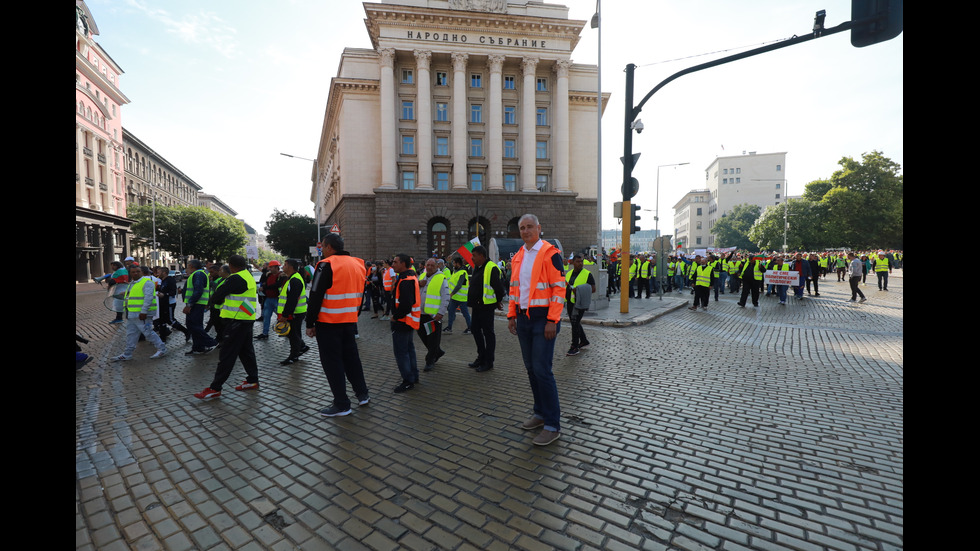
364, 2, 585, 54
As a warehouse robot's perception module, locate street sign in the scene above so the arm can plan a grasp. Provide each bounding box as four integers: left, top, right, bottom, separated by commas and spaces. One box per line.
329, 224, 341, 234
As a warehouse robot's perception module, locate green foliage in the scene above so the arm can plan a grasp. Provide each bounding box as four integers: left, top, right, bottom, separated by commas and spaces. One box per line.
747, 199, 827, 251
264, 209, 316, 260
802, 179, 833, 202
825, 151, 903, 248
129, 205, 247, 263
711, 203, 762, 250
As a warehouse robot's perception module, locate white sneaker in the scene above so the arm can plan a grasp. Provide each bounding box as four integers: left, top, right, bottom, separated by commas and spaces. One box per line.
150, 350, 167, 359
110, 354, 130, 361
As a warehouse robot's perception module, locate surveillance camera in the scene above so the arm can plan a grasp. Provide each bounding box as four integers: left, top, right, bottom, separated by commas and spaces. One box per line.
632, 119, 644, 134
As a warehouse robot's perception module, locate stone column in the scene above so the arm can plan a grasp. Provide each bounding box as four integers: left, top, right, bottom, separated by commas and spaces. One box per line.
378, 48, 397, 189
553, 59, 571, 192
486, 55, 505, 190
414, 50, 433, 189
520, 56, 539, 192
451, 52, 469, 189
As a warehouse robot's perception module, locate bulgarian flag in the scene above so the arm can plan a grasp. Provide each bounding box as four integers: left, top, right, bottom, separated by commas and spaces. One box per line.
455, 236, 481, 267
239, 300, 257, 317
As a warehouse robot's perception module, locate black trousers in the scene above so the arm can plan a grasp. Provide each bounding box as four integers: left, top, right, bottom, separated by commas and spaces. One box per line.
694, 286, 710, 308
470, 305, 496, 367
314, 322, 368, 410
739, 278, 760, 306
417, 314, 443, 366
210, 320, 258, 391
849, 277, 866, 300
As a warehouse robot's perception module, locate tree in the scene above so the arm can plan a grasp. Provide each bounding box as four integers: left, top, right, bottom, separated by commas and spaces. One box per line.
747, 198, 827, 252
802, 179, 833, 202
130, 205, 248, 262
711, 203, 762, 250
824, 151, 903, 248
265, 209, 316, 260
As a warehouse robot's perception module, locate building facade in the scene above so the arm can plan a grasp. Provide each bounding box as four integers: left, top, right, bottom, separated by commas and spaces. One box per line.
75, 1, 132, 282
672, 189, 711, 252
312, 0, 607, 261
701, 151, 787, 247
122, 128, 205, 267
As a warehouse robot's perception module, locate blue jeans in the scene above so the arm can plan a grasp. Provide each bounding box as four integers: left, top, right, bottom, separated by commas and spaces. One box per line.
515, 315, 561, 433
447, 299, 471, 330
261, 297, 278, 335
776, 285, 788, 302
391, 327, 418, 383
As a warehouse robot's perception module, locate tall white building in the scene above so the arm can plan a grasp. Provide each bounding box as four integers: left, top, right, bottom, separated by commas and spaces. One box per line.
701, 151, 787, 247
311, 0, 607, 260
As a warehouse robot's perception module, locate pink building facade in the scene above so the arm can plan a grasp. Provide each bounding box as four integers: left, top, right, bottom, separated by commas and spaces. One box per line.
75, 1, 132, 282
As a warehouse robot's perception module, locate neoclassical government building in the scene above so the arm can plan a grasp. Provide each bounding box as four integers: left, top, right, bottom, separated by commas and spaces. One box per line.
312, 0, 606, 261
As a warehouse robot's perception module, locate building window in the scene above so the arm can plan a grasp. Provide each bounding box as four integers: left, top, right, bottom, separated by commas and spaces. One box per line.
536, 107, 548, 126
776, 164, 782, 171
723, 168, 728, 175
536, 140, 547, 159
471, 73, 482, 88
436, 172, 449, 190
723, 178, 728, 184
775, 194, 781, 199
402, 135, 415, 155
504, 174, 517, 191
436, 136, 449, 156
401, 69, 414, 84
696, 237, 702, 245
736, 168, 741, 173
436, 71, 447, 86
436, 102, 448, 122
401, 171, 416, 190
470, 173, 483, 191
504, 106, 516, 125
470, 138, 483, 157
735, 177, 740, 183
775, 182, 781, 188
504, 139, 516, 158
536, 77, 547, 91
402, 101, 414, 120
536, 174, 549, 191
696, 207, 703, 216
470, 104, 482, 123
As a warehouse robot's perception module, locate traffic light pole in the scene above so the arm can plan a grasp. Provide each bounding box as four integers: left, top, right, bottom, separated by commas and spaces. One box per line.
619, 63, 635, 314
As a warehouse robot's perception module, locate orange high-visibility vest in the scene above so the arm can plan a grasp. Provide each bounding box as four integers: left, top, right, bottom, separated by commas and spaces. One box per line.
382, 267, 394, 291
316, 255, 367, 324
507, 240, 565, 323
394, 273, 421, 330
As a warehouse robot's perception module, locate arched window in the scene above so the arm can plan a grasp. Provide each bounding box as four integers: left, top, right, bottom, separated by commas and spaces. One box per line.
428, 218, 449, 259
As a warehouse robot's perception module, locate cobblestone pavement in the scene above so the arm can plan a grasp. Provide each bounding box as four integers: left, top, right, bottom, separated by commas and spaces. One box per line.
76, 271, 903, 551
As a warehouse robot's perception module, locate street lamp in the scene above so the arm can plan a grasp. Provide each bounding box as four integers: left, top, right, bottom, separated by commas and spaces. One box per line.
591, 0, 602, 269
280, 152, 321, 257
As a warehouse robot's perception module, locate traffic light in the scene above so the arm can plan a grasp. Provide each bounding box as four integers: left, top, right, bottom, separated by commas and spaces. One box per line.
851, 0, 903, 47
630, 204, 641, 234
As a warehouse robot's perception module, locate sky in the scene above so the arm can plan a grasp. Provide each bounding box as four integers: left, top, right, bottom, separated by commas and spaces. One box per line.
87, 0, 903, 237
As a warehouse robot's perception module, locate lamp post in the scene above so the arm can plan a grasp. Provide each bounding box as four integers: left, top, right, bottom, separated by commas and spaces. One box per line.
653, 162, 687, 299
280, 152, 321, 258
591, 1, 602, 268
752, 178, 790, 251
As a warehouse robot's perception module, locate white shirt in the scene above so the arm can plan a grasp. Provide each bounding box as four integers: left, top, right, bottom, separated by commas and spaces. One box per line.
518, 239, 543, 309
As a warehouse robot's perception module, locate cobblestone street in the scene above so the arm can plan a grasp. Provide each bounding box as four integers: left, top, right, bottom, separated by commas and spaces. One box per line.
76, 272, 903, 551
